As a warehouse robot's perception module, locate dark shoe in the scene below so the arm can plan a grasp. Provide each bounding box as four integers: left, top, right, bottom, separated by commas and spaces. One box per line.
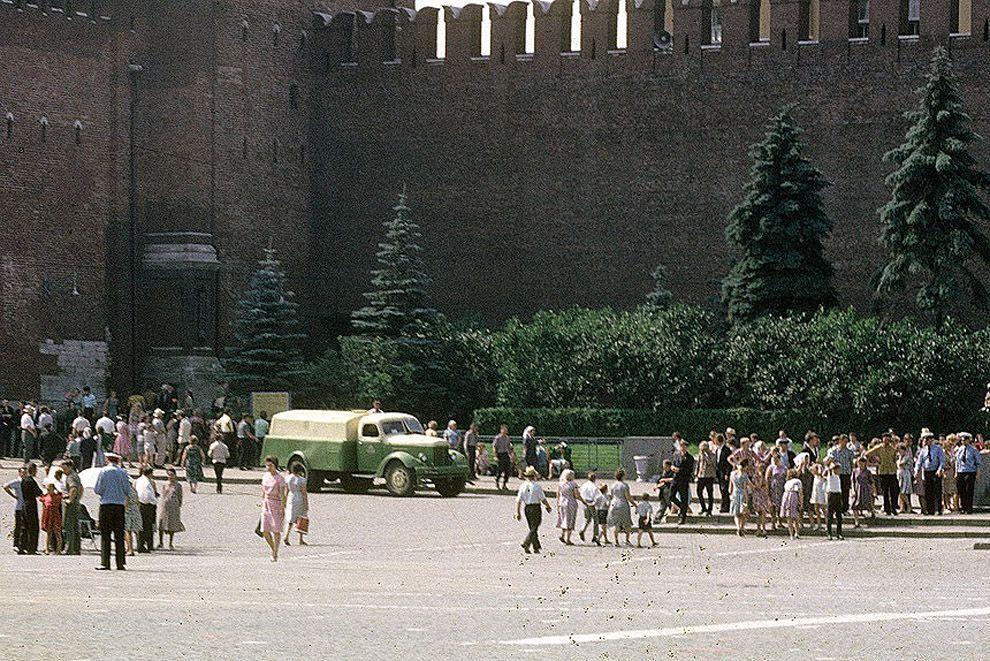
521, 544, 530, 553
117, 566, 126, 571
578, 531, 585, 542
837, 535, 845, 540
533, 548, 541, 554
96, 566, 111, 571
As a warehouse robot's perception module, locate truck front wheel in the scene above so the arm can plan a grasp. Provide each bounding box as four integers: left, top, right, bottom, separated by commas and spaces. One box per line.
384, 462, 416, 497
435, 478, 466, 498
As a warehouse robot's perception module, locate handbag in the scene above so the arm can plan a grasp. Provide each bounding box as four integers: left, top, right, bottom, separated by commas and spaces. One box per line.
295, 516, 309, 533
254, 515, 263, 538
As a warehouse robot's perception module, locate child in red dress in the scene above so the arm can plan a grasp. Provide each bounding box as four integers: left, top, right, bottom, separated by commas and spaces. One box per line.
40, 483, 64, 555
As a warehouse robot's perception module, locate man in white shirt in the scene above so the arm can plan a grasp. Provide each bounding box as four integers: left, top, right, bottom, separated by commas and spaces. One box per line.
95, 413, 115, 437
134, 467, 158, 552
20, 407, 37, 462
71, 412, 91, 434
4, 467, 26, 553
208, 436, 230, 494
367, 400, 383, 415
515, 466, 551, 553
37, 407, 54, 430
177, 411, 192, 453
578, 473, 602, 545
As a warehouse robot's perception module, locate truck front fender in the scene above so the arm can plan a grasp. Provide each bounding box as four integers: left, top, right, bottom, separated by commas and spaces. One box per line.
375, 451, 423, 478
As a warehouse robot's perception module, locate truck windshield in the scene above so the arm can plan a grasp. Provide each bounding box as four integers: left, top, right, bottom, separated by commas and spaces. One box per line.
380, 417, 425, 435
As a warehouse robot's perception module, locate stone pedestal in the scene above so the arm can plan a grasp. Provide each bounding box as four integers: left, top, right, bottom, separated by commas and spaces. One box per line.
141, 353, 225, 414
976, 451, 990, 507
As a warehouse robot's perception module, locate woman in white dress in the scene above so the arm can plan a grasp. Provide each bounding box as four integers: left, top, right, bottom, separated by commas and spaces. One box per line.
284, 463, 309, 546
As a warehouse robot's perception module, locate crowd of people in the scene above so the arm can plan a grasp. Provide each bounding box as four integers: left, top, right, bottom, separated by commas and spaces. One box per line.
1, 384, 309, 567
513, 427, 986, 552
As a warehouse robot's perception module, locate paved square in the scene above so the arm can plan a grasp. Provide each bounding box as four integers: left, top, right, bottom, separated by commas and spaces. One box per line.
0, 469, 987, 660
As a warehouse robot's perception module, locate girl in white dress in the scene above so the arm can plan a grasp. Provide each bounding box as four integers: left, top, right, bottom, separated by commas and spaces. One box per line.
809, 464, 827, 531
284, 463, 309, 546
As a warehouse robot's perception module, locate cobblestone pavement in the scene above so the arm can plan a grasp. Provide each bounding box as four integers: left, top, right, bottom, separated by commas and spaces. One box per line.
0, 468, 987, 660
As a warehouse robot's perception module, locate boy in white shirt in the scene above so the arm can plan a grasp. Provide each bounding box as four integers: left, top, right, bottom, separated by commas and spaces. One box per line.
595, 483, 610, 545
636, 493, 657, 548
208, 436, 230, 494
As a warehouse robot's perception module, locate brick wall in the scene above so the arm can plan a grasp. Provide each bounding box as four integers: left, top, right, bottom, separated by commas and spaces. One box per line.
313, 1, 990, 327
0, 3, 131, 400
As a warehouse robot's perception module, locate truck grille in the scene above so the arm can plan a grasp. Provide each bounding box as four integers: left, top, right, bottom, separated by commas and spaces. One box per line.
433, 447, 451, 465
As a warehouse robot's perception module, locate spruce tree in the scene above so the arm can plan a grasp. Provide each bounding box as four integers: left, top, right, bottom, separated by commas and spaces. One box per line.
224, 246, 305, 395
876, 47, 990, 327
721, 106, 837, 323
646, 263, 674, 310
352, 187, 439, 341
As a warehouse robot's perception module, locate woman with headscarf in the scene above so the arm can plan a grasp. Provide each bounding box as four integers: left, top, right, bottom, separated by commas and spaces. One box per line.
522, 426, 538, 470
555, 469, 581, 545
607, 469, 636, 547
113, 417, 133, 467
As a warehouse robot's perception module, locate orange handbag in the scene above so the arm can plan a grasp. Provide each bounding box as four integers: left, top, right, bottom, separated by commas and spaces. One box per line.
295, 517, 309, 533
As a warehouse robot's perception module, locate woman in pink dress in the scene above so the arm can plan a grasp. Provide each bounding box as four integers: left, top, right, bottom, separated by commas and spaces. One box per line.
261, 455, 287, 561
113, 418, 133, 467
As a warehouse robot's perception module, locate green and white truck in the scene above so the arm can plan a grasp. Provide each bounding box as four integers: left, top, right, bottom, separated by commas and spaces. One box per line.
260, 409, 470, 497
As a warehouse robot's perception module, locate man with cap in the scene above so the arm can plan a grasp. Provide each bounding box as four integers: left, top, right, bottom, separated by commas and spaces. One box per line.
914, 429, 945, 515
19, 405, 38, 462
515, 465, 552, 553
93, 453, 130, 570
954, 432, 981, 514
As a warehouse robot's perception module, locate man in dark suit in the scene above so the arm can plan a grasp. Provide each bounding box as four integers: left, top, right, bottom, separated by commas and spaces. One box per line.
803, 431, 821, 464
671, 439, 695, 525
714, 433, 733, 513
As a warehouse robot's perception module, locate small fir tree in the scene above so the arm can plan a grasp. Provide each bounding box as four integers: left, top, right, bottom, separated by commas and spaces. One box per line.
224, 245, 305, 395
876, 47, 990, 327
646, 264, 674, 310
352, 187, 439, 341
721, 106, 837, 323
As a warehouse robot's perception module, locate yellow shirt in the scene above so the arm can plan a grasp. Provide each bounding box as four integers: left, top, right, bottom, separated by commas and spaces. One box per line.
866, 444, 897, 474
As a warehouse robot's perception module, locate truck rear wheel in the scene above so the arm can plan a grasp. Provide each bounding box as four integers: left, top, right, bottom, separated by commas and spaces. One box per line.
384, 461, 416, 497
339, 475, 373, 494
435, 478, 466, 498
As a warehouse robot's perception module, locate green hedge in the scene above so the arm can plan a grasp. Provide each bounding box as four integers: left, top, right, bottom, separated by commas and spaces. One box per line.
475, 407, 864, 442
473, 406, 990, 441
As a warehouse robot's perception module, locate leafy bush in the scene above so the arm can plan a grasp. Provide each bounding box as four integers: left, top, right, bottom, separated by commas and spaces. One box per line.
492, 305, 722, 410
472, 407, 841, 441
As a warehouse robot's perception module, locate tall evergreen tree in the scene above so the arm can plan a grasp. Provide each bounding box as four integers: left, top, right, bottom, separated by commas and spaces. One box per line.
721, 106, 837, 323
224, 245, 305, 395
352, 187, 438, 341
875, 47, 990, 327
646, 263, 674, 310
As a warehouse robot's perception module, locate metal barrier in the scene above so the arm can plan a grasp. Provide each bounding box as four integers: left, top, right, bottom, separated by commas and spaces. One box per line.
474, 435, 625, 476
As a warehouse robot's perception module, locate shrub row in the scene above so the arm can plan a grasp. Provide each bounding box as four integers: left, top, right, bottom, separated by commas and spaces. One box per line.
471, 407, 988, 441
295, 306, 990, 433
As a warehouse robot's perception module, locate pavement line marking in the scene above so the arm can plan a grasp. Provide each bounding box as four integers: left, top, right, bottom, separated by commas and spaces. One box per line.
240, 641, 268, 645
9, 593, 569, 614
497, 606, 990, 646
